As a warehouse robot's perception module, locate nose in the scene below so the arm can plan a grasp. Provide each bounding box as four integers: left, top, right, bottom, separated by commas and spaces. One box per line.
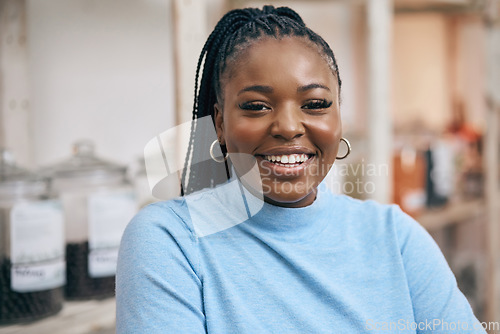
270, 105, 305, 140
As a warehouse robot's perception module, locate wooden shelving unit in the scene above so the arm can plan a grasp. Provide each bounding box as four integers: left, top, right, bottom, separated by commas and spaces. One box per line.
417, 199, 485, 231
0, 299, 115, 334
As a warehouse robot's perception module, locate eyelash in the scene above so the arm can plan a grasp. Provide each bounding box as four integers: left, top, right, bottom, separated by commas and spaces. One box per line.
239, 100, 333, 112
239, 102, 269, 111
302, 99, 333, 110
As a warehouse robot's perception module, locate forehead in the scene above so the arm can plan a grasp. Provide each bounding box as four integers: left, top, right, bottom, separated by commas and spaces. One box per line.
222, 37, 337, 93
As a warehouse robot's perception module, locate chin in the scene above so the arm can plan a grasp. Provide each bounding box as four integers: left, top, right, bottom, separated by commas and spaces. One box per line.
262, 184, 317, 208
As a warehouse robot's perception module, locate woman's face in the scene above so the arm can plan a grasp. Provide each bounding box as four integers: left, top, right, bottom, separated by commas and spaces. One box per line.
215, 37, 341, 208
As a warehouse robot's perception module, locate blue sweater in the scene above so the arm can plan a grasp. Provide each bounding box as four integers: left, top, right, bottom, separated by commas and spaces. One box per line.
116, 180, 484, 333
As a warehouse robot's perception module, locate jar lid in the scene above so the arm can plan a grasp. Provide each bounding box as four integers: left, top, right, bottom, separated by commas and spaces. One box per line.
41, 140, 126, 179
0, 149, 47, 200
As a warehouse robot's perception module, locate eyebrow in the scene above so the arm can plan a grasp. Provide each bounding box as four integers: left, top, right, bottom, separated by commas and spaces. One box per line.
237, 85, 273, 95
297, 83, 331, 93
237, 83, 331, 95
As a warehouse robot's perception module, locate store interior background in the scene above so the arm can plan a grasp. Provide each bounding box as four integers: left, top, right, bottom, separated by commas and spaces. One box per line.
1, 0, 499, 332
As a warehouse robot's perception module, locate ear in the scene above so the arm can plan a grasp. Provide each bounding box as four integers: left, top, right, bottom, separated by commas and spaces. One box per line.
214, 103, 225, 145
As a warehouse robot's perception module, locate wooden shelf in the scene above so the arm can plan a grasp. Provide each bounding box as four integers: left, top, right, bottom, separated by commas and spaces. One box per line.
417, 199, 485, 231
0, 298, 115, 334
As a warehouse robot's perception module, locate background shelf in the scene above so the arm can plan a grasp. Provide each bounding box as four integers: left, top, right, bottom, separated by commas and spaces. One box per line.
0, 299, 115, 334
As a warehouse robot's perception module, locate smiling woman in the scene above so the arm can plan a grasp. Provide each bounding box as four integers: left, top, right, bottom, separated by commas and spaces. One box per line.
115, 5, 484, 334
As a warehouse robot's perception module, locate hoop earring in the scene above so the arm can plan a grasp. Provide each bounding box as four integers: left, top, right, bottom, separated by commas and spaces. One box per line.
336, 137, 351, 160
210, 139, 227, 163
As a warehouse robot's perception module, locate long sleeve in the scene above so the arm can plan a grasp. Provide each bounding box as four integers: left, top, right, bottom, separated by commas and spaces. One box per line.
116, 203, 206, 334
394, 206, 486, 334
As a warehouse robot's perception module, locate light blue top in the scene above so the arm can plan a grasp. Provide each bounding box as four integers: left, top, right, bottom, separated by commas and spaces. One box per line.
116, 180, 485, 333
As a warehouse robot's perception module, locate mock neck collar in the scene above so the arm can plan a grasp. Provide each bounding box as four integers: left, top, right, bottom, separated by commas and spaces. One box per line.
183, 173, 333, 241
239, 181, 332, 242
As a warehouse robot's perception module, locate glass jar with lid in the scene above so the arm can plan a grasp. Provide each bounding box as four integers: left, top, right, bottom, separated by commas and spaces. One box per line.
0, 149, 65, 324
42, 140, 137, 299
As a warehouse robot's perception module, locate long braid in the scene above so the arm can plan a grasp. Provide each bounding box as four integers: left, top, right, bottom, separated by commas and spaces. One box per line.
181, 5, 342, 194
181, 12, 251, 194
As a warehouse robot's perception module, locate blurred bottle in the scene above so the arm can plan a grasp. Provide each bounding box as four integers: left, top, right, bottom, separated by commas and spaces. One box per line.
41, 140, 137, 300
0, 149, 64, 324
425, 138, 454, 208
447, 99, 483, 199
393, 145, 426, 216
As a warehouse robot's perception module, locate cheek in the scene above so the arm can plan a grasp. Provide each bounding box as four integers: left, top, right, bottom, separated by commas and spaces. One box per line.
224, 117, 268, 152
308, 115, 342, 157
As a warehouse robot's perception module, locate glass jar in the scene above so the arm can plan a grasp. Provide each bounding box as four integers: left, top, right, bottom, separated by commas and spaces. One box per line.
0, 149, 65, 324
42, 141, 137, 299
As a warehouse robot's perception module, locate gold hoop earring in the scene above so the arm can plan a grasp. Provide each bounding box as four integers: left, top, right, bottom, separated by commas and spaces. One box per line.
336, 137, 351, 160
210, 139, 227, 163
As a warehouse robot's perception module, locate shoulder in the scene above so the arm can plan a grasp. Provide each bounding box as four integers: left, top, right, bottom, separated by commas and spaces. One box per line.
326, 192, 409, 227
118, 197, 201, 271
325, 192, 428, 251
332, 195, 451, 281
123, 197, 195, 241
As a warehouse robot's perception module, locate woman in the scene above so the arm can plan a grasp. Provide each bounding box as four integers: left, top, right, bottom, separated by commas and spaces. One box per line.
116, 6, 484, 333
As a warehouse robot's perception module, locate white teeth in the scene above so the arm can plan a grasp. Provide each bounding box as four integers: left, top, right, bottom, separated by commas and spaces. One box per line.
264, 154, 311, 164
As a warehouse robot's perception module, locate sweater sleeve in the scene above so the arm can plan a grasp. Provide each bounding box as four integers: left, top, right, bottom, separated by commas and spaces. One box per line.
393, 206, 486, 334
116, 203, 206, 334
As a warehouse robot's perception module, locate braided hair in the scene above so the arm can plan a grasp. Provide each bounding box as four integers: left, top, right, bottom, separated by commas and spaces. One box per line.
181, 5, 342, 195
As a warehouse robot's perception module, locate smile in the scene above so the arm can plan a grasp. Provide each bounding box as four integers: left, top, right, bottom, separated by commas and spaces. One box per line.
262, 153, 312, 168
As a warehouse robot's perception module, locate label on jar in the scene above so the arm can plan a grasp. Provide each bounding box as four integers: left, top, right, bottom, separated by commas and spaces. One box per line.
10, 201, 65, 292
11, 259, 66, 292
88, 248, 119, 278
88, 190, 137, 278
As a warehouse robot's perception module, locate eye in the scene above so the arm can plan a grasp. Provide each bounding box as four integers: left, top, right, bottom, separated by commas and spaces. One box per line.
238, 102, 270, 112
302, 99, 333, 110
